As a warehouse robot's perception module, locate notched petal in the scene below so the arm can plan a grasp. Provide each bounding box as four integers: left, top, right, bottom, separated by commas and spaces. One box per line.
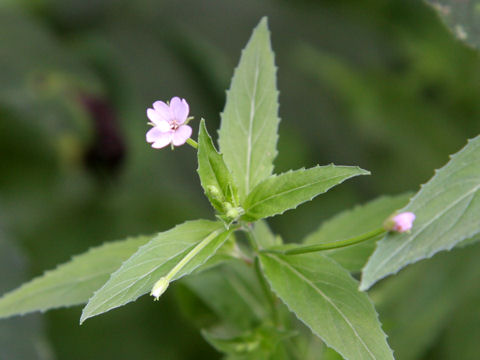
170, 97, 189, 124
172, 125, 192, 146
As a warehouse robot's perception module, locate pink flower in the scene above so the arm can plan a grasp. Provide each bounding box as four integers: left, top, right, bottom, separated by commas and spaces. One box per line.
146, 97, 192, 149
385, 212, 416, 233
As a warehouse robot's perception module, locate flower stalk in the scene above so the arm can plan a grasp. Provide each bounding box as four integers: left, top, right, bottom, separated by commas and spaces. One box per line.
263, 227, 386, 256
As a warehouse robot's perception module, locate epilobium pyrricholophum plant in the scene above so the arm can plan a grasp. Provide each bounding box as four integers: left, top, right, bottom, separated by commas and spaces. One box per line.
0, 18, 479, 360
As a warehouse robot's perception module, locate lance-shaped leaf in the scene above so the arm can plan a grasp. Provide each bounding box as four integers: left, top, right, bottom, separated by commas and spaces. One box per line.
80, 220, 232, 323
259, 252, 393, 360
0, 235, 151, 319
242, 165, 369, 221
361, 136, 480, 290
218, 17, 280, 202
303, 194, 411, 272
197, 119, 238, 213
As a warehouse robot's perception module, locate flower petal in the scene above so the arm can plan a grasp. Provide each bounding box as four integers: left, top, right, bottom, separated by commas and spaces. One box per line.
147, 109, 170, 131
152, 132, 173, 149
172, 125, 192, 146
146, 127, 164, 143
152, 101, 171, 122
170, 97, 189, 124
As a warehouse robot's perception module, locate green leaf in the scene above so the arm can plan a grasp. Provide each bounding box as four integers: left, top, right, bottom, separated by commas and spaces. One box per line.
361, 136, 480, 290
242, 165, 369, 221
303, 194, 411, 272
259, 252, 393, 360
80, 220, 232, 323
0, 235, 151, 319
218, 17, 280, 202
197, 119, 238, 214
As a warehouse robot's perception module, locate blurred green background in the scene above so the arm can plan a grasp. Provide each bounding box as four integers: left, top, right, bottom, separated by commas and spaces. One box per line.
1, 0, 479, 359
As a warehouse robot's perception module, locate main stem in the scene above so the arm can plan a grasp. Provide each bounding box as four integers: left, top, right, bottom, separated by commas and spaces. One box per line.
243, 225, 279, 326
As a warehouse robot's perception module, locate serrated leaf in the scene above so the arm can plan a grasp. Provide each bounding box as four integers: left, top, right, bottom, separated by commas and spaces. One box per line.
259, 252, 393, 360
303, 194, 411, 272
361, 136, 480, 290
426, 0, 480, 49
197, 119, 238, 213
0, 235, 151, 319
242, 165, 369, 221
218, 17, 280, 202
80, 220, 232, 323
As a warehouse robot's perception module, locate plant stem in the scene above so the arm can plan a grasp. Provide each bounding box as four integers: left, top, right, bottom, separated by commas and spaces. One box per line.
264, 227, 386, 256
242, 223, 259, 252
254, 257, 280, 326
186, 138, 198, 149
242, 224, 279, 326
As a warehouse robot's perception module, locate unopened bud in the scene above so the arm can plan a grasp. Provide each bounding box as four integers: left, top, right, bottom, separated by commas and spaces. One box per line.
384, 212, 416, 233
207, 185, 222, 199
150, 277, 169, 300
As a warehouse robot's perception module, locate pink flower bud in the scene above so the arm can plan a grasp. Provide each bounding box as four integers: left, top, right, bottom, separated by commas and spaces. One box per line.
384, 212, 416, 233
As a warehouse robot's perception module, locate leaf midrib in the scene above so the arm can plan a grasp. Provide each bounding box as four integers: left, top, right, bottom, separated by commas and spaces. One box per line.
245, 51, 261, 196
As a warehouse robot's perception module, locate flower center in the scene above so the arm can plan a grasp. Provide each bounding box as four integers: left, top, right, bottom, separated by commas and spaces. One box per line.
170, 119, 180, 130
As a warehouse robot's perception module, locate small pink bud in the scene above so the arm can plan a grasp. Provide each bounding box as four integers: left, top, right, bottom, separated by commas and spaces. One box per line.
384, 212, 416, 233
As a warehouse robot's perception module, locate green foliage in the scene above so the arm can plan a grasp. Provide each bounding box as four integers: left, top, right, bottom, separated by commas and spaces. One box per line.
304, 194, 411, 272
203, 325, 293, 360
259, 252, 393, 360
426, 0, 480, 49
2, 4, 480, 359
197, 119, 239, 218
371, 242, 480, 360
0, 235, 151, 319
180, 260, 269, 333
361, 136, 480, 290
242, 165, 369, 221
218, 17, 280, 202
80, 220, 232, 323
0, 235, 53, 359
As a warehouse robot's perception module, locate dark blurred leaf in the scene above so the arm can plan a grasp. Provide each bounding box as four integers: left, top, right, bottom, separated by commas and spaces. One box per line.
0, 228, 53, 360
203, 324, 293, 360
426, 0, 480, 49
179, 260, 268, 334
371, 242, 480, 360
